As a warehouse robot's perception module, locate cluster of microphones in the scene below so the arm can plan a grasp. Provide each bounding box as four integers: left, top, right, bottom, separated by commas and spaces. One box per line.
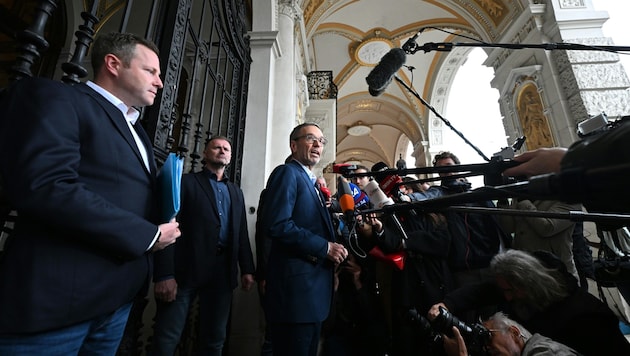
333, 161, 409, 217
336, 173, 369, 225
333, 162, 410, 269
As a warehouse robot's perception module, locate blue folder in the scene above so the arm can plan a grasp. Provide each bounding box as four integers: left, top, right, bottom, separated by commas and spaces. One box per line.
157, 153, 184, 222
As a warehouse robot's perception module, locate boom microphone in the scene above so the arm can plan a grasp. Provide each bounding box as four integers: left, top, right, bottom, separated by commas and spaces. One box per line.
365, 48, 406, 97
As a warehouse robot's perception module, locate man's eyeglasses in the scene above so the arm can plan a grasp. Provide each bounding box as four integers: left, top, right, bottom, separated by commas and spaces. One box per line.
293, 134, 328, 145
487, 329, 502, 336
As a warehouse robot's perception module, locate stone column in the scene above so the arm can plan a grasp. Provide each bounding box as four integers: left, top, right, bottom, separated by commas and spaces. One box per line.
270, 0, 300, 164
230, 1, 279, 355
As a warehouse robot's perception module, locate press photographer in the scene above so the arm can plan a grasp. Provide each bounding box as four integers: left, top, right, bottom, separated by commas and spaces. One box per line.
428, 249, 630, 356
441, 311, 580, 356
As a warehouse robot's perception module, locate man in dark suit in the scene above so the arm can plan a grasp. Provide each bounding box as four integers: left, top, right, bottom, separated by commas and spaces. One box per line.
151, 136, 255, 355
262, 122, 348, 356
0, 32, 181, 353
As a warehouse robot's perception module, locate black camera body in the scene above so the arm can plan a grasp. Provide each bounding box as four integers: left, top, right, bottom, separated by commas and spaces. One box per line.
432, 307, 491, 356
408, 307, 491, 356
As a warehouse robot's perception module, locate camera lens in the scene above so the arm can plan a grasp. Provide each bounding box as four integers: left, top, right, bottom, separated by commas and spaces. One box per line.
407, 308, 432, 333
431, 307, 492, 356
432, 306, 473, 337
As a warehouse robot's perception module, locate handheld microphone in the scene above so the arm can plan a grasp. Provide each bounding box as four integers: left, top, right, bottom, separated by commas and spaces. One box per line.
364, 180, 409, 242
349, 182, 370, 209
371, 161, 403, 198
337, 177, 356, 220
365, 48, 406, 97
320, 186, 332, 202
337, 177, 365, 259
364, 180, 394, 209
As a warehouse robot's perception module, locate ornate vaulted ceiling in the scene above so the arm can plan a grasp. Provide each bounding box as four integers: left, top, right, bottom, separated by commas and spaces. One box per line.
301, 0, 524, 169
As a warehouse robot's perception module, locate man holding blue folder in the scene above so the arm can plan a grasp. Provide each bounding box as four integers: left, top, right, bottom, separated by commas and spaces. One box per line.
0, 32, 181, 353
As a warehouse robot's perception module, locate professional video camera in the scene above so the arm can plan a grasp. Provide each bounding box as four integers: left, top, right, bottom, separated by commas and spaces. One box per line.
408, 307, 490, 356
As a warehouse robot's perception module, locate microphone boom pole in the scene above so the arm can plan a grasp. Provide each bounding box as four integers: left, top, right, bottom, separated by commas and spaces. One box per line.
394, 75, 490, 162
360, 199, 630, 227
406, 41, 630, 55
445, 206, 630, 226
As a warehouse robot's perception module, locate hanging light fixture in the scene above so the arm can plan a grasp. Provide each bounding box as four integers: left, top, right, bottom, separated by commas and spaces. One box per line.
347, 121, 372, 136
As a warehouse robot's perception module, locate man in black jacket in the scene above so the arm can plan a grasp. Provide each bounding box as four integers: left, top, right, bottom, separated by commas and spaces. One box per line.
151, 136, 255, 355
0, 32, 181, 354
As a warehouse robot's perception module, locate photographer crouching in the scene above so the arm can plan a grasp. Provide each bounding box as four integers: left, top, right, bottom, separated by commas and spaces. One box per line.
441, 311, 579, 356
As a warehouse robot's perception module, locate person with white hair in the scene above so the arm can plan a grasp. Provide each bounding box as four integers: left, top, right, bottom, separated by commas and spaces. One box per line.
442, 311, 580, 356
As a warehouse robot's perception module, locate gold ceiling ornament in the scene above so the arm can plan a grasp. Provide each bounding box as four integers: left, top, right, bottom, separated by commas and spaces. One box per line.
352, 100, 379, 112
347, 121, 372, 136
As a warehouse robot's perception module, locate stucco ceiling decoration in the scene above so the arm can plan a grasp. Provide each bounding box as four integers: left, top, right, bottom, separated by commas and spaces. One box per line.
355, 38, 394, 66
451, 0, 523, 41
351, 99, 380, 112
347, 121, 372, 136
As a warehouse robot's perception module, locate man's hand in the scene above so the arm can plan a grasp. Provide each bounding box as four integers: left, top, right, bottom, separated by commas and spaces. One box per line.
442, 326, 468, 356
241, 274, 255, 291
257, 280, 266, 296
364, 213, 383, 234
154, 278, 178, 302
502, 147, 567, 178
152, 220, 181, 251
327, 242, 348, 265
427, 302, 448, 321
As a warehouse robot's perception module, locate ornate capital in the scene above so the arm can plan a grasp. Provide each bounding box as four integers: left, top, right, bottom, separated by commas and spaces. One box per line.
278, 0, 300, 19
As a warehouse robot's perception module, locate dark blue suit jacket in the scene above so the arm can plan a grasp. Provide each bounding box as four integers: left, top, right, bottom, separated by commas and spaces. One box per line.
0, 78, 160, 334
153, 170, 255, 289
261, 160, 335, 323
